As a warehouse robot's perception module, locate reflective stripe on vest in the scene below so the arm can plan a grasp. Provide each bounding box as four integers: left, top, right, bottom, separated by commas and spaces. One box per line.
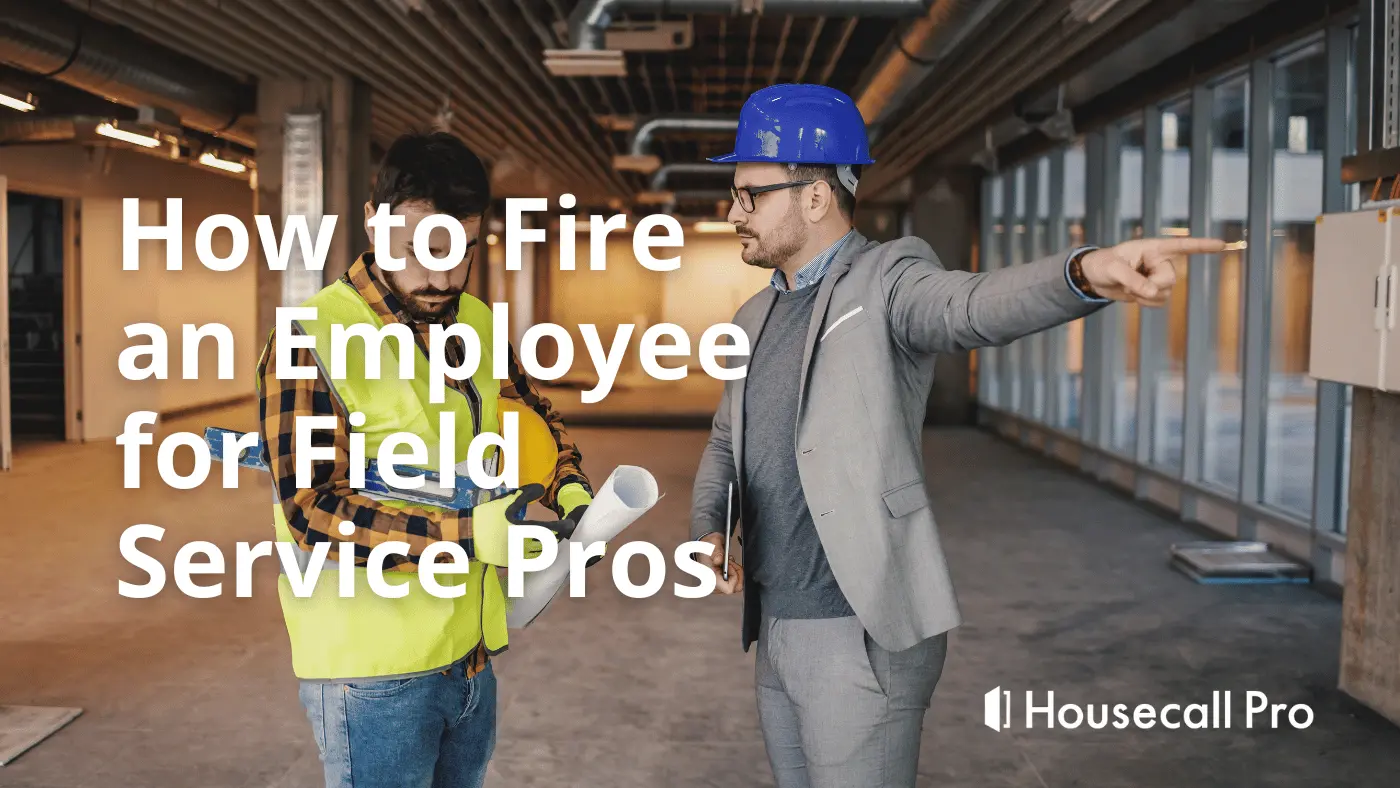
271, 281, 507, 681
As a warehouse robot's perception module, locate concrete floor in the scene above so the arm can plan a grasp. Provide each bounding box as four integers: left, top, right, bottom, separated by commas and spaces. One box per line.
2, 406, 1399, 787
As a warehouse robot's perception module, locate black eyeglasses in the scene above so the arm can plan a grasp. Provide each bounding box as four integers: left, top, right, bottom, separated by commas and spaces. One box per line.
730, 180, 814, 213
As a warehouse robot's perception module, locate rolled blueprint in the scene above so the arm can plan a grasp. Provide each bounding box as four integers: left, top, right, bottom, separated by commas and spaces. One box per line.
505, 465, 660, 628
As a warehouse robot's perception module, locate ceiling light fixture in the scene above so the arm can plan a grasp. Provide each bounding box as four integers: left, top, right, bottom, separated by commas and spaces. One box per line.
543, 49, 627, 77
0, 89, 37, 112
1067, 0, 1126, 25
198, 151, 248, 173
95, 122, 160, 148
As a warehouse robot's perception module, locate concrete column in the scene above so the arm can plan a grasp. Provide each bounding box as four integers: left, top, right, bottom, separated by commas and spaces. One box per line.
906, 164, 979, 426
1338, 11, 1400, 727
1340, 389, 1400, 726
253, 75, 372, 341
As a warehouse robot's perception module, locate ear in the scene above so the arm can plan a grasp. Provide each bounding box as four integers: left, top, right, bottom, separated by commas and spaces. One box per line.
807, 180, 834, 222
363, 202, 375, 247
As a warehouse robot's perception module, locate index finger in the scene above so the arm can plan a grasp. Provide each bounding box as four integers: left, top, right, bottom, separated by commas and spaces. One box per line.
1156, 237, 1227, 254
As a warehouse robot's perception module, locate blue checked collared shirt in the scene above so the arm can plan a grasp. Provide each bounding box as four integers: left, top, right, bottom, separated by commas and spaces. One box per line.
770, 230, 855, 292
1064, 246, 1111, 302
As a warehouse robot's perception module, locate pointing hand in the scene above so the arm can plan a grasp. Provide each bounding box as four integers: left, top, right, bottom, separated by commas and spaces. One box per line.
1080, 237, 1227, 306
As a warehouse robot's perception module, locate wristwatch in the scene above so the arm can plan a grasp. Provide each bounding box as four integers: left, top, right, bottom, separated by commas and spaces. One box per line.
1068, 247, 1100, 299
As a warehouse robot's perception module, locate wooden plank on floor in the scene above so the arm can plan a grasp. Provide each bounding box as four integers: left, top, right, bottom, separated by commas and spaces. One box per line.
0, 705, 83, 766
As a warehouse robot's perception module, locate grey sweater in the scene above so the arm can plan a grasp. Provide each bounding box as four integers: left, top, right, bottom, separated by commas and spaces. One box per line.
740, 284, 855, 620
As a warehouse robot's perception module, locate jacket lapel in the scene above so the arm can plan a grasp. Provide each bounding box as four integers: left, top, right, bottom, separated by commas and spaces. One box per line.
796, 231, 866, 411
731, 287, 777, 474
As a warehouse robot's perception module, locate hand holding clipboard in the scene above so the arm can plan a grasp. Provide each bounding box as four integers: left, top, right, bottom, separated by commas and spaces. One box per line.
700, 478, 744, 596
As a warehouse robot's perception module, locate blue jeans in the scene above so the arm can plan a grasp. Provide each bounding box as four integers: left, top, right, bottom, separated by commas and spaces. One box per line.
298, 660, 497, 788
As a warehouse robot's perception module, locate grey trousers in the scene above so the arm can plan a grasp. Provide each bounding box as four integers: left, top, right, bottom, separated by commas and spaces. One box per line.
755, 615, 949, 788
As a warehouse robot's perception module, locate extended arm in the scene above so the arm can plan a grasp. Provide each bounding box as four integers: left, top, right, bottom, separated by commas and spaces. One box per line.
883, 240, 1105, 355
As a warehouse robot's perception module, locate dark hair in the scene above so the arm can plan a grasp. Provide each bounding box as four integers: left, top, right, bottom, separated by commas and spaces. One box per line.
369, 132, 491, 218
786, 163, 860, 219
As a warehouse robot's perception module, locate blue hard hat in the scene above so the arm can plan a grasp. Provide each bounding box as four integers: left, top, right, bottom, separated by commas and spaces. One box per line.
709, 84, 875, 166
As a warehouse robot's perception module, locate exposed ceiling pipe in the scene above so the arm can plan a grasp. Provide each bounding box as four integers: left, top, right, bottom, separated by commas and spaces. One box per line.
855, 0, 1009, 127
0, 2, 256, 147
569, 0, 935, 49
631, 117, 739, 157
649, 162, 734, 190
0, 116, 90, 145
616, 115, 738, 172
864, 0, 1134, 197
656, 188, 735, 215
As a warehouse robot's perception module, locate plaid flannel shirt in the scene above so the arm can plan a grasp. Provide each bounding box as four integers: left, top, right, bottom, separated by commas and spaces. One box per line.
255, 254, 591, 575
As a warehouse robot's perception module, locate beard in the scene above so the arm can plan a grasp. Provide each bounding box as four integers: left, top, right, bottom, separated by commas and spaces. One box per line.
381, 271, 464, 322
737, 201, 806, 270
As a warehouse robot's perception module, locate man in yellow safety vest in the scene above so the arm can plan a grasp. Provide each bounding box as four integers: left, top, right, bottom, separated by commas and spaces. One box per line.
254, 131, 592, 788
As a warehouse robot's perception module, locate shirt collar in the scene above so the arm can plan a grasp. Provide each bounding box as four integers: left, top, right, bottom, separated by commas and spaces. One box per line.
345, 252, 456, 326
771, 230, 855, 292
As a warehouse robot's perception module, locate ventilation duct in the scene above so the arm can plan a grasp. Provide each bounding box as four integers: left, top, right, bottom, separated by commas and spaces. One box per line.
0, 3, 256, 146
855, 0, 1010, 127
549, 0, 934, 75
648, 162, 734, 190
615, 116, 739, 172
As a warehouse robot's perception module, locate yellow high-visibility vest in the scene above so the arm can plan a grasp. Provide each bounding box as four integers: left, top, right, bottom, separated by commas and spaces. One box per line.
270, 280, 508, 681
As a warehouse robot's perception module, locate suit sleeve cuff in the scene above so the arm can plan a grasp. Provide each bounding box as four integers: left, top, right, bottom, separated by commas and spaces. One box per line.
1064, 246, 1111, 303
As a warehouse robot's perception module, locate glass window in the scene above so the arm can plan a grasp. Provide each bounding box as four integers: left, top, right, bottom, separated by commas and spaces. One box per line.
1149, 96, 1192, 471
1201, 73, 1249, 493
981, 177, 1004, 407
1057, 141, 1088, 431
1263, 40, 1325, 516
1111, 114, 1145, 455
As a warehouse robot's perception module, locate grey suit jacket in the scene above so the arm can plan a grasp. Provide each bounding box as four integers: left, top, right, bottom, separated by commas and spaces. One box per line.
690, 231, 1106, 652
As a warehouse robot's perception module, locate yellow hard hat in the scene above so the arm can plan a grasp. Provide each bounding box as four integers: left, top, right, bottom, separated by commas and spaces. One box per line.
496, 398, 558, 488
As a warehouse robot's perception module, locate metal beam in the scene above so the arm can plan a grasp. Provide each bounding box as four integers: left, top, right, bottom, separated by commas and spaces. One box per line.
1239, 54, 1276, 524
1082, 129, 1108, 449
1000, 167, 1019, 411
1138, 104, 1163, 466
1021, 158, 1041, 418
1182, 82, 1215, 485
977, 173, 997, 407
1046, 148, 1068, 427
1097, 119, 1125, 451
1313, 19, 1357, 539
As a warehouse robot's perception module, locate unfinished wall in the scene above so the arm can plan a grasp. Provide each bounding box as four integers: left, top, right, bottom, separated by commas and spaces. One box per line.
0, 145, 257, 440
545, 225, 767, 386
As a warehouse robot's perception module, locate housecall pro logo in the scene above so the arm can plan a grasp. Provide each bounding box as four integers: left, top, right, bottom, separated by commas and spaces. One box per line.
984, 687, 1315, 732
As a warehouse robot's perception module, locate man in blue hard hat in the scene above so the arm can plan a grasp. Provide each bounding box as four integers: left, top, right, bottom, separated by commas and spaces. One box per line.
689, 83, 1225, 788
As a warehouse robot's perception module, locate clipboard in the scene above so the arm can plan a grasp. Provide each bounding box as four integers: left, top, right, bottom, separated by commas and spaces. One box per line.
723, 481, 734, 581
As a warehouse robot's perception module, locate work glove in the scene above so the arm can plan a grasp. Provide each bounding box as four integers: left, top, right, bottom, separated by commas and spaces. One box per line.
560, 504, 607, 568
559, 505, 588, 539
472, 483, 569, 566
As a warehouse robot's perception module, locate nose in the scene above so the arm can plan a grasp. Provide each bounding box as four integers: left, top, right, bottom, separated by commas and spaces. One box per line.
727, 198, 744, 226
426, 266, 454, 291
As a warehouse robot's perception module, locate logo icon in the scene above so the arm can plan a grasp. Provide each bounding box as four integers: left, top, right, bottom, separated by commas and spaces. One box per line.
984, 686, 1008, 731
